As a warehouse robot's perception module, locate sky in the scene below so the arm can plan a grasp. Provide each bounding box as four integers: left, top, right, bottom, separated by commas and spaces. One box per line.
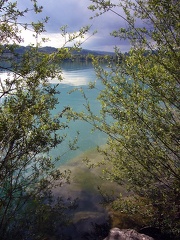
17, 0, 130, 52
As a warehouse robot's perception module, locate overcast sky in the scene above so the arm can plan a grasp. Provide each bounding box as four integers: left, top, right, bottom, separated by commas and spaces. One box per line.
17, 0, 130, 52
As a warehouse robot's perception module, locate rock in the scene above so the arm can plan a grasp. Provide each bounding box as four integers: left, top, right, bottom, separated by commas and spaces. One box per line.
104, 228, 155, 240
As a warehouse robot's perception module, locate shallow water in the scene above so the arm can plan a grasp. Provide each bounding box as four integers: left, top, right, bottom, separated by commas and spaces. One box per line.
53, 147, 124, 239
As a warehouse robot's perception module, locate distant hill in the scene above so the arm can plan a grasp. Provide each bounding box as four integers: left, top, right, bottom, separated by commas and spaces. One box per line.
0, 45, 115, 67
1, 44, 115, 56
37, 46, 115, 56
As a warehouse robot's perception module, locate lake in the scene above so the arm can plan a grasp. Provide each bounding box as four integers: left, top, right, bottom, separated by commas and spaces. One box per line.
51, 61, 108, 167
0, 62, 121, 239
51, 62, 118, 238
0, 62, 107, 166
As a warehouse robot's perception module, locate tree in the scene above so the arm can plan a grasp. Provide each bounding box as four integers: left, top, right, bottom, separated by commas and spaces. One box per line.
0, 1, 88, 239
74, 0, 180, 237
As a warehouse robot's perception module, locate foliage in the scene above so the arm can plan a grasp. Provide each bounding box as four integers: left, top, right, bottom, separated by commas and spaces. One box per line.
73, 0, 180, 237
0, 1, 89, 239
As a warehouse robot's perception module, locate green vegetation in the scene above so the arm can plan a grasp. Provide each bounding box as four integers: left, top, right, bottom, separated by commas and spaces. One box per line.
0, 1, 88, 239
73, 0, 180, 238
1, 0, 180, 239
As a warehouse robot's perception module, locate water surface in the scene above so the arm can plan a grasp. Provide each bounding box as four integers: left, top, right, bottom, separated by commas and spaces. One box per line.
51, 62, 107, 166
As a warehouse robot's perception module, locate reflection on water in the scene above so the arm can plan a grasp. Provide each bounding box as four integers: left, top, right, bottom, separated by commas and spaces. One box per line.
51, 62, 98, 86
51, 62, 107, 167
52, 62, 112, 239
0, 62, 107, 166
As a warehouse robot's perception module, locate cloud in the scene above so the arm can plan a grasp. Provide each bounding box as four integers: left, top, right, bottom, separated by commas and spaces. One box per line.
17, 0, 130, 52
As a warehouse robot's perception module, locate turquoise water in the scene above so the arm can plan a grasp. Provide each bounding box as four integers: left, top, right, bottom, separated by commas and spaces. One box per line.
51, 62, 107, 167
0, 62, 107, 166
